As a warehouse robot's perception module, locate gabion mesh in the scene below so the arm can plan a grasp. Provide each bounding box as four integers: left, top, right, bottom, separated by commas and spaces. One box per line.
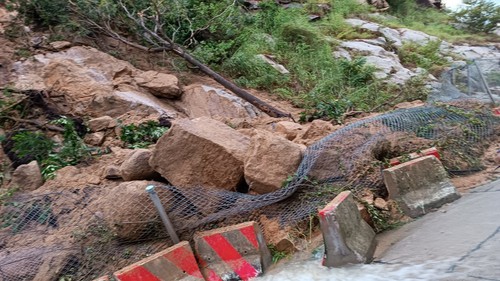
2, 61, 500, 280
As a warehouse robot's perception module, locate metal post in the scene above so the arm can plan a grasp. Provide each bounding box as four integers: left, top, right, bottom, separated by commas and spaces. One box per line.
467, 64, 472, 96
475, 62, 496, 106
146, 185, 180, 244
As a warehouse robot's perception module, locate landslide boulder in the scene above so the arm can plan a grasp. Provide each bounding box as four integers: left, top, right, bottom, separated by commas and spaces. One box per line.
98, 180, 167, 241
244, 130, 303, 194
176, 85, 261, 119
149, 117, 250, 190
120, 149, 159, 181
134, 70, 181, 99
9, 161, 43, 191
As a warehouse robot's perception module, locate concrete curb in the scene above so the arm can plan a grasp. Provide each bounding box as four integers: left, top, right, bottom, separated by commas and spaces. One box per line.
383, 155, 461, 218
114, 241, 204, 281
319, 191, 376, 267
194, 221, 271, 281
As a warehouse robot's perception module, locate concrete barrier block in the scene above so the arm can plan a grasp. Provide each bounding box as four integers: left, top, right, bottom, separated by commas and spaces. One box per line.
114, 241, 204, 281
383, 155, 461, 218
92, 276, 110, 281
194, 221, 271, 281
319, 191, 376, 267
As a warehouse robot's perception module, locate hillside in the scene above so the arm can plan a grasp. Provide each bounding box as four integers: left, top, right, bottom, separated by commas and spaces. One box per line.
0, 0, 499, 280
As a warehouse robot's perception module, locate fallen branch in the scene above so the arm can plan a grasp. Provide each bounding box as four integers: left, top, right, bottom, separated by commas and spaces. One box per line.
0, 116, 64, 132
71, 1, 291, 118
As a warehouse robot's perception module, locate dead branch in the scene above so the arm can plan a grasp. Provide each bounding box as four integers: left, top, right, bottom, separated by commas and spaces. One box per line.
0, 116, 64, 132
72, 1, 290, 118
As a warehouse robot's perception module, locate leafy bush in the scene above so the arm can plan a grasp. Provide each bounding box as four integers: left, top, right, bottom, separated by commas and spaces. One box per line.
453, 0, 500, 33
41, 117, 91, 179
120, 121, 168, 149
9, 117, 90, 180
11, 131, 55, 163
15, 0, 69, 27
398, 40, 449, 72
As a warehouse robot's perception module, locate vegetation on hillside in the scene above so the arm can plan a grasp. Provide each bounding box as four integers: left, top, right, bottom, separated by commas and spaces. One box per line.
3, 0, 498, 122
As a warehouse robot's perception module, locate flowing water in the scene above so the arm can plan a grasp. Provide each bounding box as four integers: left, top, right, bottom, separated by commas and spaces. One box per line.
253, 258, 461, 281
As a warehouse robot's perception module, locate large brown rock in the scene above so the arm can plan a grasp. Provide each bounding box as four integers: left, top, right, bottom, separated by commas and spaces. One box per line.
12, 46, 179, 118
134, 70, 181, 99
244, 130, 303, 194
176, 85, 261, 119
10, 161, 43, 191
149, 117, 250, 190
274, 121, 303, 141
97, 180, 168, 241
87, 116, 116, 132
120, 149, 159, 181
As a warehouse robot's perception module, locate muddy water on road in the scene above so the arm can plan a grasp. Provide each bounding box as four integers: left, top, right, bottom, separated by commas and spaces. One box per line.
252, 258, 458, 281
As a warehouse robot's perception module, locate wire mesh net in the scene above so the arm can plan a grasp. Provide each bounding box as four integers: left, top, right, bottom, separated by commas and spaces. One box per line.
435, 59, 500, 104
2, 60, 500, 280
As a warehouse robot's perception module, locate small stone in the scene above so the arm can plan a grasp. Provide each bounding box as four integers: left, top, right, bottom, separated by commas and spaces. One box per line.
274, 121, 303, 141
120, 149, 158, 181
374, 198, 389, 210
301, 120, 336, 141
104, 165, 122, 180
360, 189, 375, 205
87, 175, 101, 185
49, 41, 71, 50
87, 116, 116, 132
134, 70, 181, 99
10, 161, 43, 191
84, 132, 105, 146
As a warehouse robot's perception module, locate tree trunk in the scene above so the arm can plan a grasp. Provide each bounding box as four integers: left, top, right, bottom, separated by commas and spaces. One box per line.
170, 46, 290, 118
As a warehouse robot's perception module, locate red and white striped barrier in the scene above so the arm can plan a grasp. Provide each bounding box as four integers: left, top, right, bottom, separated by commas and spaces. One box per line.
319, 191, 376, 267
194, 221, 271, 281
114, 241, 204, 281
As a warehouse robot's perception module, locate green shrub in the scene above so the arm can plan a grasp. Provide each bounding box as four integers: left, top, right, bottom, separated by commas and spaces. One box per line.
16, 0, 69, 27
11, 131, 55, 163
41, 117, 90, 179
120, 121, 168, 149
398, 40, 449, 71
453, 0, 500, 33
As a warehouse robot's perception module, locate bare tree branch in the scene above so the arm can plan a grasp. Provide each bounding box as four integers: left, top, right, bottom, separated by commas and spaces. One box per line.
70, 0, 291, 118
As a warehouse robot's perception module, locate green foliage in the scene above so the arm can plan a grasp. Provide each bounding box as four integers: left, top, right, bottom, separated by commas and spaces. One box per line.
399, 40, 449, 71
365, 203, 391, 233
268, 244, 288, 263
379, 0, 475, 42
453, 0, 500, 33
41, 117, 91, 179
9, 117, 90, 180
16, 0, 69, 27
11, 131, 55, 163
120, 120, 168, 149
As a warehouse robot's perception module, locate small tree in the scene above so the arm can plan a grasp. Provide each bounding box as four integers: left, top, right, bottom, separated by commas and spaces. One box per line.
453, 0, 500, 33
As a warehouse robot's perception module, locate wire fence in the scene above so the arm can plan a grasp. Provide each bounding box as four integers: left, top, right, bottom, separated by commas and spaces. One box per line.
1, 60, 500, 280
436, 59, 500, 104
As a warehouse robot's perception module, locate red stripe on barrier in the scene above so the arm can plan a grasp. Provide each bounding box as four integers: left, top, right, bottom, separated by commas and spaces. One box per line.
319, 192, 349, 218
115, 265, 161, 281
203, 234, 258, 279
198, 256, 223, 281
164, 246, 204, 279
239, 225, 259, 249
